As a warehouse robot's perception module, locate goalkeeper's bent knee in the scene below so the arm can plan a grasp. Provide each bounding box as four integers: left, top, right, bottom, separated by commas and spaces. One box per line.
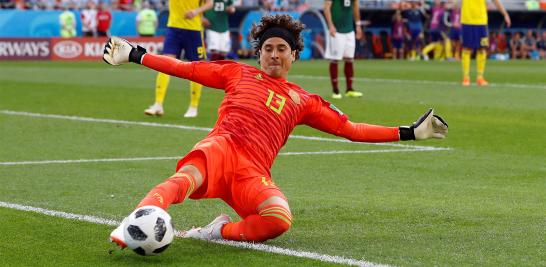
221, 204, 292, 242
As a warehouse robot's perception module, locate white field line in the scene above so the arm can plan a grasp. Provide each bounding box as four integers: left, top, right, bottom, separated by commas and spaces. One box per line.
0, 110, 448, 151
0, 201, 392, 267
0, 148, 450, 166
289, 74, 546, 90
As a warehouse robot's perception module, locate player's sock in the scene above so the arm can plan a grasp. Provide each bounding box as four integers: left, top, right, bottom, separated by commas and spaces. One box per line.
476, 49, 487, 78
136, 171, 198, 210
410, 49, 416, 60
329, 61, 339, 94
344, 60, 354, 91
433, 43, 444, 60
461, 48, 471, 79
189, 81, 202, 108
221, 204, 292, 242
155, 72, 170, 104
444, 39, 453, 59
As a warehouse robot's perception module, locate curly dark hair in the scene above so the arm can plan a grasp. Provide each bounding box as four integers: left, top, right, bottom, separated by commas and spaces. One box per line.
250, 14, 305, 60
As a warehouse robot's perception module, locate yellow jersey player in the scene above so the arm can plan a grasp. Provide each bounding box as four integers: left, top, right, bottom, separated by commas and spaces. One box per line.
144, 0, 213, 118
460, 0, 510, 86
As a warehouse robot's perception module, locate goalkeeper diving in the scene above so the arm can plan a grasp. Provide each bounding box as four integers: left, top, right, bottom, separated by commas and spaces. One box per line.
104, 14, 449, 246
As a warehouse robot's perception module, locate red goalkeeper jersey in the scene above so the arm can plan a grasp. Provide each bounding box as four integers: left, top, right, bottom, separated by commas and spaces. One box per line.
142, 55, 400, 172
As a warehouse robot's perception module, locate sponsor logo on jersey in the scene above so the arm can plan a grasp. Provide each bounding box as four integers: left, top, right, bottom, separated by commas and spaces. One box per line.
288, 89, 300, 104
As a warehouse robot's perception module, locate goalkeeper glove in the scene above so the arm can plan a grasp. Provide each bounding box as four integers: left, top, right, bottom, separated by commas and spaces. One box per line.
399, 108, 449, 141
102, 37, 147, 66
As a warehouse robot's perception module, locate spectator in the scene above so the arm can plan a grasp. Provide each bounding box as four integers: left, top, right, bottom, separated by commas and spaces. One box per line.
403, 0, 426, 60
510, 32, 523, 59
96, 2, 112, 37
489, 30, 499, 54
391, 10, 406, 59
117, 0, 133, 11
136, 1, 157, 37
59, 5, 76, 37
521, 29, 538, 59
81, 0, 98, 37
537, 31, 546, 59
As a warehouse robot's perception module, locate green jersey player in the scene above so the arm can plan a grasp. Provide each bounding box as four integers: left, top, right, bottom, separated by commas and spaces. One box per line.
323, 0, 364, 99
203, 0, 235, 60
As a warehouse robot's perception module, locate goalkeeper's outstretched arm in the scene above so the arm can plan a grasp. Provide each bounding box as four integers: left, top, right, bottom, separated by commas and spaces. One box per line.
102, 37, 234, 89
305, 102, 448, 142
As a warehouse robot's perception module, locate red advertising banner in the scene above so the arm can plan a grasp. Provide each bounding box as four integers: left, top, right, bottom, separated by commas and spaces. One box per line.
0, 37, 164, 61
50, 37, 164, 61
0, 38, 51, 60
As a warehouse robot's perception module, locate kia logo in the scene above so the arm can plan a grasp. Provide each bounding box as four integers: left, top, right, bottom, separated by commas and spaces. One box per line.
54, 40, 82, 58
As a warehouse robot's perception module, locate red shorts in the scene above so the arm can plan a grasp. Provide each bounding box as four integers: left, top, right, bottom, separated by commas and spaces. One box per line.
176, 135, 286, 218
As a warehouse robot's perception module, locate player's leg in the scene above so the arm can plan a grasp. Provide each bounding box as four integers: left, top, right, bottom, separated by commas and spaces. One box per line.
444, 34, 453, 60
136, 162, 205, 210
218, 30, 231, 60
329, 60, 340, 98
145, 27, 182, 116
343, 31, 362, 98
110, 152, 207, 247
475, 26, 489, 86
476, 47, 488, 86
325, 32, 342, 99
182, 29, 206, 118
221, 195, 291, 242
222, 176, 291, 242
460, 24, 473, 86
183, 175, 292, 242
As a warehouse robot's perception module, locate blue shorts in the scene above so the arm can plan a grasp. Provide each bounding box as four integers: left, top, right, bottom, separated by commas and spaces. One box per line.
392, 38, 403, 49
409, 27, 422, 40
461, 24, 488, 49
429, 30, 443, 42
163, 27, 206, 61
450, 28, 461, 41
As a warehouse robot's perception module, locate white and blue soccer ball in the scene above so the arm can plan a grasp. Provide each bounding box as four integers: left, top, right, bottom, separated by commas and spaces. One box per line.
123, 205, 175, 256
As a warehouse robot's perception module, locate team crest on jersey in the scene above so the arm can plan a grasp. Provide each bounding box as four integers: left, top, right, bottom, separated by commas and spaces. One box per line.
255, 73, 263, 80
329, 104, 344, 115
288, 89, 300, 104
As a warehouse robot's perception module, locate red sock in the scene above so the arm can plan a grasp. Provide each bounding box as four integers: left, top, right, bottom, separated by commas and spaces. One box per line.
221, 204, 292, 242
136, 172, 198, 210
329, 61, 339, 94
344, 61, 354, 91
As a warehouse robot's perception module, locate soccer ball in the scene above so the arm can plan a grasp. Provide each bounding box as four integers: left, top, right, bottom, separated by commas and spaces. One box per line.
123, 205, 175, 256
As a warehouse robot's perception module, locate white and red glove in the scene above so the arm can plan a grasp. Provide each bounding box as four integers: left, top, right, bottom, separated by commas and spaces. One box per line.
103, 36, 147, 66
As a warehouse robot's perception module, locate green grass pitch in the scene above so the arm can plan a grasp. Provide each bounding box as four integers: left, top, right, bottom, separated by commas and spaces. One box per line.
0, 59, 544, 267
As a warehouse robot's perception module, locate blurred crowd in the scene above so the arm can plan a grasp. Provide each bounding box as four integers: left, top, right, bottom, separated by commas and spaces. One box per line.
0, 0, 305, 11
363, 0, 546, 60
3, 0, 545, 60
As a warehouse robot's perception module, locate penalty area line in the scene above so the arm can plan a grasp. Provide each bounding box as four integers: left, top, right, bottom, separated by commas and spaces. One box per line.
0, 201, 392, 267
0, 148, 451, 166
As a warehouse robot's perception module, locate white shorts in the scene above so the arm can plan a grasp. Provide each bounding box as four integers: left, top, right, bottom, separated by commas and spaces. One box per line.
324, 31, 356, 60
205, 30, 231, 53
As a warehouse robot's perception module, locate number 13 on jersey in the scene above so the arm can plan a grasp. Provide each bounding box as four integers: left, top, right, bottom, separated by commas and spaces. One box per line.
265, 89, 286, 114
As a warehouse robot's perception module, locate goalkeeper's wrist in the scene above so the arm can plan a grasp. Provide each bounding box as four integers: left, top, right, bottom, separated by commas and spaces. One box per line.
399, 126, 415, 141
129, 45, 147, 64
